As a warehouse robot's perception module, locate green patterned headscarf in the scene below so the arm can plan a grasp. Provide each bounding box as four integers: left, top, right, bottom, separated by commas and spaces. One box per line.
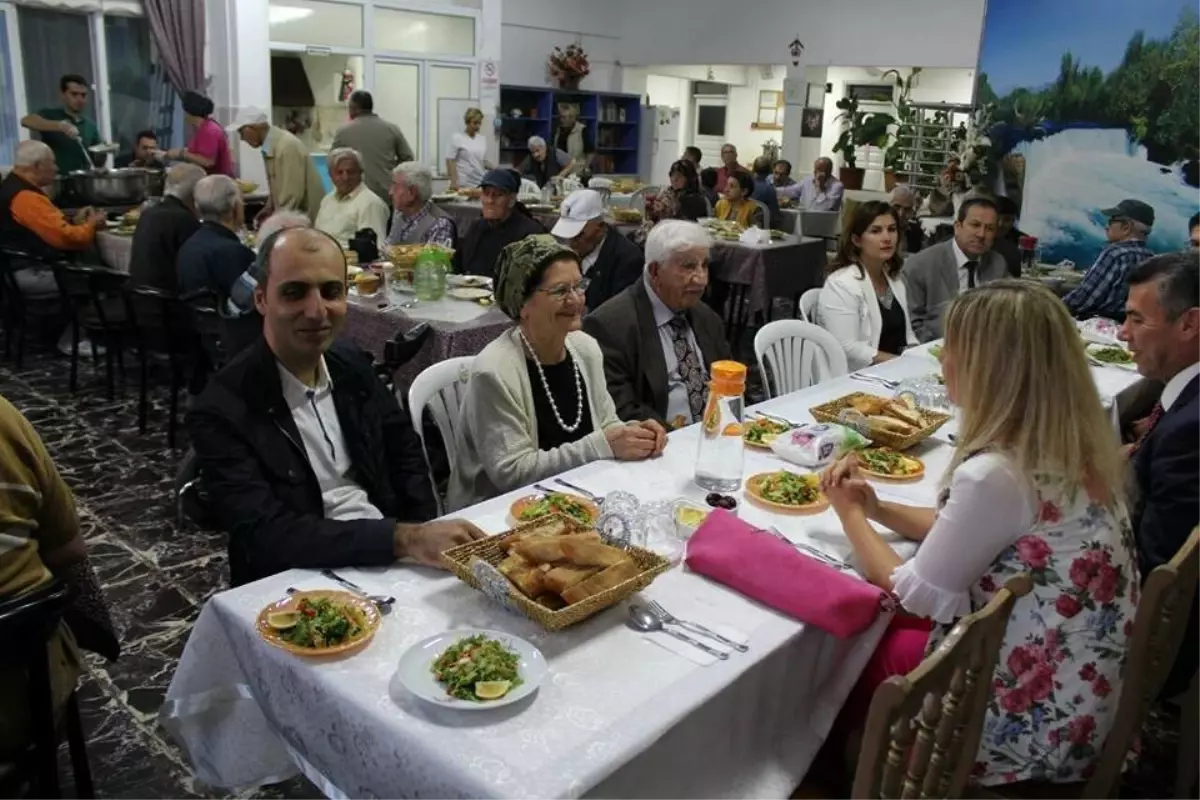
494, 234, 579, 319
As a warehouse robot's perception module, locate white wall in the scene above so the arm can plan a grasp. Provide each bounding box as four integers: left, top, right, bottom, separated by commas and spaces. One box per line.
619, 0, 985, 69
501, 0, 622, 91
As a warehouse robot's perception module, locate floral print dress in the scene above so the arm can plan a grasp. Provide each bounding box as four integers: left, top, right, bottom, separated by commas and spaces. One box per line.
926, 468, 1140, 786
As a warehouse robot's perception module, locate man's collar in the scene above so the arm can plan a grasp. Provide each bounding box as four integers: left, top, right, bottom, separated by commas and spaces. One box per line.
335, 183, 365, 202
951, 239, 972, 268
642, 274, 679, 327
1162, 362, 1200, 411
276, 355, 333, 406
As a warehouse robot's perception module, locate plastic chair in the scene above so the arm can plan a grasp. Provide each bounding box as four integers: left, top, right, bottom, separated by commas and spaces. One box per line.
407, 356, 474, 514
751, 198, 771, 231
797, 287, 823, 323
754, 320, 848, 397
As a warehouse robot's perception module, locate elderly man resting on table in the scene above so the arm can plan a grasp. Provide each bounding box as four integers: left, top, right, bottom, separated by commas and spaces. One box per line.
187, 227, 484, 585
314, 147, 390, 244
386, 161, 456, 249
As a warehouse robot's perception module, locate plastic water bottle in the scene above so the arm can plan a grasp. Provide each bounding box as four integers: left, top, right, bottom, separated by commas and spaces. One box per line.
413, 246, 449, 301
694, 361, 747, 493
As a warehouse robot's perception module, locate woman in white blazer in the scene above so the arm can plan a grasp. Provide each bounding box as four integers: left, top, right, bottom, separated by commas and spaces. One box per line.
817, 200, 918, 371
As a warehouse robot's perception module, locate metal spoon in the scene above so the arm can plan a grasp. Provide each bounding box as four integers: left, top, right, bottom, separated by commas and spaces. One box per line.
627, 605, 728, 660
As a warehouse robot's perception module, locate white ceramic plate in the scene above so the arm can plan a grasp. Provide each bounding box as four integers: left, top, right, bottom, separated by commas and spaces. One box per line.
446, 274, 492, 289
396, 629, 547, 710
447, 287, 492, 301
1086, 343, 1136, 371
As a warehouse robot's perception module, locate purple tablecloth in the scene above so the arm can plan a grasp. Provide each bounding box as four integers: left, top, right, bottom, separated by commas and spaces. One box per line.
709, 235, 826, 316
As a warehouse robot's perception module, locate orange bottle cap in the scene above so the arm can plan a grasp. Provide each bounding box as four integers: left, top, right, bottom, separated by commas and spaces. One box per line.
709, 360, 746, 394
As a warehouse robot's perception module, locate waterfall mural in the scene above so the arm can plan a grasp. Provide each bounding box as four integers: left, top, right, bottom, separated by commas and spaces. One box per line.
976, 0, 1199, 266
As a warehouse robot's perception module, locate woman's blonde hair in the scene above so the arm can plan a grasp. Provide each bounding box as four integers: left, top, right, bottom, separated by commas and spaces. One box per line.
942, 280, 1126, 504
463, 107, 484, 124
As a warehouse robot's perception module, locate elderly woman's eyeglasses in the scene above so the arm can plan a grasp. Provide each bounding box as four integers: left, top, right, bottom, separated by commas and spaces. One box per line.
536, 278, 590, 300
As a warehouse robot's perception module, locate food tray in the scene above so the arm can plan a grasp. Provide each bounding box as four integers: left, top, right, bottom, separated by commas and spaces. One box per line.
441, 513, 670, 631
809, 392, 951, 451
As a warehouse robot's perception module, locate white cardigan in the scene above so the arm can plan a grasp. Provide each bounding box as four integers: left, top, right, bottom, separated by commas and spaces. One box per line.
446, 328, 622, 511
818, 264, 918, 371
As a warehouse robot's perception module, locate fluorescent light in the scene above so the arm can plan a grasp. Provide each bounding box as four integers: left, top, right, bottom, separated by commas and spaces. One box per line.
269, 5, 315, 25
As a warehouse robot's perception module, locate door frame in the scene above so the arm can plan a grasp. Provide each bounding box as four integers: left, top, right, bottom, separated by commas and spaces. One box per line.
692, 95, 728, 165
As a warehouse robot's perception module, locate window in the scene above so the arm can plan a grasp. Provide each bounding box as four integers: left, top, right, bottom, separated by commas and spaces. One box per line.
697, 105, 726, 137
269, 0, 363, 49
105, 15, 173, 157
0, 6, 21, 164
19, 7, 95, 119
753, 89, 782, 130
374, 8, 474, 56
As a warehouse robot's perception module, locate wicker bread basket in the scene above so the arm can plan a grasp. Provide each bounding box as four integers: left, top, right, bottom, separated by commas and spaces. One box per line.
809, 392, 951, 451
441, 514, 670, 631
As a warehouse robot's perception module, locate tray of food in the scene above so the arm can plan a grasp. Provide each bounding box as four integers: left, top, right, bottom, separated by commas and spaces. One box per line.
855, 447, 925, 482
701, 219, 745, 241
744, 470, 829, 515
810, 393, 950, 451
441, 514, 669, 631
610, 207, 643, 224
255, 590, 381, 657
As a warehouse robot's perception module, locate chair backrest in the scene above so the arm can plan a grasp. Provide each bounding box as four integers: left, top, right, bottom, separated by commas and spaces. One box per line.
182, 289, 227, 368
407, 356, 474, 513
1084, 527, 1199, 798
852, 575, 1033, 800
55, 264, 128, 328
751, 198, 771, 230
798, 287, 823, 323
754, 319, 848, 397
124, 285, 188, 351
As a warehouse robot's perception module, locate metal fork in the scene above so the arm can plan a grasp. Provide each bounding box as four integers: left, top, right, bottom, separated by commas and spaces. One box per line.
645, 599, 749, 652
553, 478, 605, 505
751, 411, 800, 428
319, 569, 396, 612
764, 527, 854, 572
850, 372, 900, 390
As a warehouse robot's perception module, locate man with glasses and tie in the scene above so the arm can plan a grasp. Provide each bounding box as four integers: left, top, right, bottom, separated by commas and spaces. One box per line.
903, 194, 1008, 342
584, 220, 731, 430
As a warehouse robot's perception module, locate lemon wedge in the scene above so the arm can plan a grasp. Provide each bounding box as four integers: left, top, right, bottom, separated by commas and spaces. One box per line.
675, 506, 708, 527
267, 611, 300, 630
474, 680, 512, 700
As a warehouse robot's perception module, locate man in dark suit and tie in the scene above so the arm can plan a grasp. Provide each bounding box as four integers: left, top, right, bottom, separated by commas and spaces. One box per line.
903, 195, 1009, 341
584, 219, 731, 430
1120, 251, 1199, 697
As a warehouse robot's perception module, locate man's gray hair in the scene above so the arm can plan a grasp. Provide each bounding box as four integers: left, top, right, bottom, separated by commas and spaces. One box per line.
528, 135, 546, 150
1129, 219, 1151, 238
891, 184, 917, 203
644, 219, 711, 273
194, 175, 241, 223
15, 140, 53, 167
257, 210, 311, 244
327, 147, 363, 172
164, 163, 206, 204
392, 161, 432, 203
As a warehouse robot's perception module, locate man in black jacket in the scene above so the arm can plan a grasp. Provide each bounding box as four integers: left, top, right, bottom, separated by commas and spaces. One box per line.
129, 163, 203, 290
453, 168, 543, 278
187, 227, 484, 585
551, 189, 642, 310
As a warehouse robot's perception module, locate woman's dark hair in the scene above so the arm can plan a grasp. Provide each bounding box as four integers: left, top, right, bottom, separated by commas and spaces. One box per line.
181, 91, 214, 118
700, 167, 718, 190
831, 200, 903, 277
727, 171, 755, 195
669, 159, 699, 193
523, 250, 583, 299
684, 146, 703, 163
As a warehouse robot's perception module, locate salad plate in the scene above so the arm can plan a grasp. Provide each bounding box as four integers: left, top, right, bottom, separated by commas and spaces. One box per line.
256, 590, 381, 657
397, 629, 547, 709
508, 492, 599, 526
744, 471, 829, 515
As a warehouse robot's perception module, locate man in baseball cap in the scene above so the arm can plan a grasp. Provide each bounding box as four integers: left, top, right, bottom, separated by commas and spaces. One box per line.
552, 189, 642, 309
455, 168, 544, 278
1063, 198, 1157, 321
226, 107, 325, 229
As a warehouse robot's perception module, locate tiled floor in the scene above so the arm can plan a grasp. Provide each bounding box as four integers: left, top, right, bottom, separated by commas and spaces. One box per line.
0, 336, 1188, 799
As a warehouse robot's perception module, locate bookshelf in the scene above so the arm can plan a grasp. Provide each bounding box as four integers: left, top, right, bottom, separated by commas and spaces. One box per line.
498, 85, 643, 175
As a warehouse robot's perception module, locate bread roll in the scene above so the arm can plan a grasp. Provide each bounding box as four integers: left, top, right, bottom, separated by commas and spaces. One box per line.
561, 539, 628, 568
868, 414, 915, 434
513, 533, 603, 563
561, 559, 639, 604
542, 565, 600, 594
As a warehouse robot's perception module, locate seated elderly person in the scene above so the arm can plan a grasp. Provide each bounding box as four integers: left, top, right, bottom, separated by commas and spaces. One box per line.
188, 227, 484, 584
129, 163, 204, 290
750, 156, 781, 226
779, 156, 844, 212
520, 136, 573, 189
314, 147, 389, 244
584, 220, 731, 430
769, 159, 795, 188
1062, 198, 1156, 322
551, 189, 642, 310
890, 183, 924, 256
386, 161, 456, 249
454, 168, 544, 278
448, 235, 666, 509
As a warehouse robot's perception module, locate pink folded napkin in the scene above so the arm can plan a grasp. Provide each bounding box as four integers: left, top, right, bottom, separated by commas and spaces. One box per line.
684, 509, 892, 638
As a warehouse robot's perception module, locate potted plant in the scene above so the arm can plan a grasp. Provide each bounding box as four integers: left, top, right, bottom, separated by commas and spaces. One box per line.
878, 68, 921, 191
833, 96, 895, 190
548, 44, 590, 90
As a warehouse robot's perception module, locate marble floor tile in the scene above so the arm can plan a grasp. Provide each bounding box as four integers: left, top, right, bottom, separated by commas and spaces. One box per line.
102, 570, 199, 645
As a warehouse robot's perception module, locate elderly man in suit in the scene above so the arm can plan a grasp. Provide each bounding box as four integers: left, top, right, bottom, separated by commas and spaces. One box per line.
584, 219, 731, 431
903, 195, 1008, 342
1119, 252, 1199, 698
551, 189, 642, 310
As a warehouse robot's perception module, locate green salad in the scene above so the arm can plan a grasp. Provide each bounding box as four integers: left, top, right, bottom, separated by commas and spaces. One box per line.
279, 597, 367, 649
431, 635, 523, 701
518, 492, 593, 525
1090, 345, 1133, 365
744, 417, 790, 445
928, 344, 943, 360
756, 472, 821, 506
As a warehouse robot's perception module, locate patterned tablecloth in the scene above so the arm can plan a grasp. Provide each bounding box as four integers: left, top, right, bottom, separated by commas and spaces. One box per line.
437, 200, 639, 239
97, 230, 133, 272
709, 235, 827, 317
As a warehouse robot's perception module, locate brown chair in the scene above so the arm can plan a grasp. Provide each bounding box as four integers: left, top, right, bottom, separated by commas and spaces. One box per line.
851, 574, 1033, 799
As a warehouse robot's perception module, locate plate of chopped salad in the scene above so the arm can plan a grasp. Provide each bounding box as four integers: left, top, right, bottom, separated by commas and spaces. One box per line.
509, 492, 599, 527
397, 630, 547, 709
743, 417, 792, 449
744, 471, 829, 515
1086, 343, 1137, 371
856, 447, 925, 482
256, 590, 381, 656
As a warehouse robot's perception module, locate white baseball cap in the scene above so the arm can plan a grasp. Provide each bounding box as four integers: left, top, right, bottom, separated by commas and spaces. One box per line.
551, 189, 606, 239
226, 107, 270, 132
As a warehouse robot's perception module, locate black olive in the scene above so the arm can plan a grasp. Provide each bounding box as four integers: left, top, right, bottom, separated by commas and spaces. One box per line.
705, 492, 724, 507
718, 496, 738, 510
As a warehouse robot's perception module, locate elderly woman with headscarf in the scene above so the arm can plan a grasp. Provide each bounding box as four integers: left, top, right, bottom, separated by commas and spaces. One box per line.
521, 136, 573, 189
163, 92, 235, 177
447, 235, 666, 509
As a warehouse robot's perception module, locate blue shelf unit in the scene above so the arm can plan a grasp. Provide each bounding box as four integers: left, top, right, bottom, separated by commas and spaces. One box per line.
498, 84, 643, 175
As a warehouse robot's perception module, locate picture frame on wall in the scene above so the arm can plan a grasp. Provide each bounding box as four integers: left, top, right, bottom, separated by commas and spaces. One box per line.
800, 107, 823, 138
805, 83, 825, 107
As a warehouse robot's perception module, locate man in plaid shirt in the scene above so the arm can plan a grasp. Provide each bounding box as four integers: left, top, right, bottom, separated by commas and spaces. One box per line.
1063, 199, 1156, 321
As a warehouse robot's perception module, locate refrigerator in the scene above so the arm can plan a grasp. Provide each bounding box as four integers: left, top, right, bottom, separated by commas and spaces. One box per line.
637, 106, 681, 185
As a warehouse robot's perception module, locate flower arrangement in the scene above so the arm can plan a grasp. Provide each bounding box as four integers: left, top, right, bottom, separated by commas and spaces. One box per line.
956, 103, 996, 186
548, 43, 590, 89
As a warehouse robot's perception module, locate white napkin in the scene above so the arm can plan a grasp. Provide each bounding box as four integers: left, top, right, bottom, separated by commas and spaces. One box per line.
739, 226, 770, 245
639, 619, 749, 667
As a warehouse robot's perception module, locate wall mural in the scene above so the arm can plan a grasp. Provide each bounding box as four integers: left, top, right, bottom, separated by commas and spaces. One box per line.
976, 0, 1198, 265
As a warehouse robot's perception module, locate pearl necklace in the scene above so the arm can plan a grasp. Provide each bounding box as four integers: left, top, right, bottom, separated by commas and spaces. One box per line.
518, 327, 584, 433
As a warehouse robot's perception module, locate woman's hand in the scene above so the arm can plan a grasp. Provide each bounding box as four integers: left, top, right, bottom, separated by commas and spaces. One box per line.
821, 455, 879, 517
635, 419, 667, 457
606, 423, 659, 461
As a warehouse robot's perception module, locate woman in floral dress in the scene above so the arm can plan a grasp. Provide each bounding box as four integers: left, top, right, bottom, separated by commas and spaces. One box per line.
821, 280, 1139, 787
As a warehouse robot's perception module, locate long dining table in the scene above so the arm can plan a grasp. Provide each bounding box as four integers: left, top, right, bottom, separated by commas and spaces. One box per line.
160, 348, 1145, 799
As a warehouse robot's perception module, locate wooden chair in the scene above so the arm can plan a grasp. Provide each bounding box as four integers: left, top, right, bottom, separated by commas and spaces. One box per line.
852, 574, 1033, 799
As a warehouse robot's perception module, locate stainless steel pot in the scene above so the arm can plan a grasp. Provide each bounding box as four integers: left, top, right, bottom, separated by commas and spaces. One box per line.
66, 168, 149, 206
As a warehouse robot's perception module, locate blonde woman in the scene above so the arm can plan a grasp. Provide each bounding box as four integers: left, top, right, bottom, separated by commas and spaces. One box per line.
821, 280, 1138, 788
446, 107, 492, 190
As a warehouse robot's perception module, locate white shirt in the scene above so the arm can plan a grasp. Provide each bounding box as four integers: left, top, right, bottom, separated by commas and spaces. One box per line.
449, 131, 488, 188
644, 276, 707, 428
580, 232, 607, 276
1163, 361, 1200, 411
277, 358, 384, 522
314, 183, 390, 244
952, 239, 977, 291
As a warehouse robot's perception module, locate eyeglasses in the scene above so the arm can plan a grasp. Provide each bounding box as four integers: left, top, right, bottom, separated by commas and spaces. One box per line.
537, 278, 590, 300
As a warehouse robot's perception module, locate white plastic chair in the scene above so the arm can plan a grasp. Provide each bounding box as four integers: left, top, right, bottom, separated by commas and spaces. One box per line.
798, 287, 823, 323
407, 356, 474, 514
754, 320, 849, 397
751, 198, 771, 231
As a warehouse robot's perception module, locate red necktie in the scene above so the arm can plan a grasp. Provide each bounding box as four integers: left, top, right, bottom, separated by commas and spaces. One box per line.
1129, 402, 1164, 456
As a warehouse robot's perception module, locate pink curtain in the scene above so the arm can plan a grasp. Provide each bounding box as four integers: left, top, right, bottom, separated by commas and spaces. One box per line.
143, 0, 205, 94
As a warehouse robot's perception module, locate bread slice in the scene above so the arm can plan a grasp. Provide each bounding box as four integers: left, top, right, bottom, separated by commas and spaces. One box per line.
501, 517, 580, 552
850, 395, 888, 416
561, 559, 639, 604
514, 533, 601, 564
885, 402, 925, 429
868, 414, 916, 435
561, 539, 629, 568
542, 564, 600, 594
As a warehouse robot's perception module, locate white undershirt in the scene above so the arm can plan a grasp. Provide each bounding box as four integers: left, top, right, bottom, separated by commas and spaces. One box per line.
276, 358, 384, 522
1162, 361, 1200, 411
580, 232, 606, 276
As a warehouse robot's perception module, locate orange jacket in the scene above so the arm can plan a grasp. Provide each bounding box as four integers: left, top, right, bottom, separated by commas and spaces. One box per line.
10, 189, 97, 251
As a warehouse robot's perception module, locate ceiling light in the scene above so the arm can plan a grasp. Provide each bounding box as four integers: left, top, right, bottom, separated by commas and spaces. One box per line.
269, 6, 314, 25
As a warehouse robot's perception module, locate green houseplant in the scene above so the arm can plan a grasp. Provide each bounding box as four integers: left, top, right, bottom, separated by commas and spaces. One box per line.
879, 68, 922, 190
833, 96, 894, 190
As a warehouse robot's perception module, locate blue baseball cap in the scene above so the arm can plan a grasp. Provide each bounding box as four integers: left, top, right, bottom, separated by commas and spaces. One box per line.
479, 168, 521, 193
